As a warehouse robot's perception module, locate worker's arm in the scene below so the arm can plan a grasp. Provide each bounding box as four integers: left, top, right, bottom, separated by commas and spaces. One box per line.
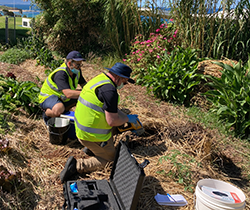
54, 71, 83, 99
105, 109, 129, 127
62, 89, 81, 99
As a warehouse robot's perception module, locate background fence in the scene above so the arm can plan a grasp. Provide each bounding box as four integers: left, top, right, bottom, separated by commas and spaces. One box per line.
5, 16, 16, 44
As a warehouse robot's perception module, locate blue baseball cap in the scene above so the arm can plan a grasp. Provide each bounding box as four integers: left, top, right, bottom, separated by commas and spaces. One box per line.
105, 62, 135, 83
66, 51, 85, 61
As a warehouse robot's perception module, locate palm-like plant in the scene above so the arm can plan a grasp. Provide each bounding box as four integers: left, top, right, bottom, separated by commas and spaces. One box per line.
204, 58, 250, 138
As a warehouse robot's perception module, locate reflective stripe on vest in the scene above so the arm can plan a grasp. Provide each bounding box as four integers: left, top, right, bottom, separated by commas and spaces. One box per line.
74, 116, 112, 134
74, 73, 116, 141
90, 80, 110, 90
39, 64, 80, 104
78, 96, 104, 113
46, 67, 67, 92
39, 92, 50, 97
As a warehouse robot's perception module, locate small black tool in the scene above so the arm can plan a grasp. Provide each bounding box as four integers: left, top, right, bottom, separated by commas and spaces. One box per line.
139, 159, 150, 169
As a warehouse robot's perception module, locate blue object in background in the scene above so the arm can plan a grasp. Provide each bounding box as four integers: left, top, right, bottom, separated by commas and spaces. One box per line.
70, 182, 78, 193
61, 111, 77, 139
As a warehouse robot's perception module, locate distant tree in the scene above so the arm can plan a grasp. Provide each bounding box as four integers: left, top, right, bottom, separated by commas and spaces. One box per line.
2, 9, 8, 16
33, 0, 158, 57
2, 9, 14, 17
8, 11, 14, 17
34, 0, 107, 56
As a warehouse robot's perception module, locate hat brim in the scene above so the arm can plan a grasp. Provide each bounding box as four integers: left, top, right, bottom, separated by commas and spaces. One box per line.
128, 78, 135, 84
73, 58, 86, 61
105, 67, 135, 84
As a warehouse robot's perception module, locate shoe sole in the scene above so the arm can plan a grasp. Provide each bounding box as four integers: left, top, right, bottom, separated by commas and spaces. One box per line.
60, 156, 76, 183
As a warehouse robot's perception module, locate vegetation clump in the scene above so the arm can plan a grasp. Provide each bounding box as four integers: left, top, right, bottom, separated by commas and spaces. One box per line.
204, 59, 250, 139
0, 73, 41, 115
0, 48, 32, 65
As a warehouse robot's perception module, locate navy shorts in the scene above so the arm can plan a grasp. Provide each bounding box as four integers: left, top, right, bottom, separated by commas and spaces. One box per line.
40, 95, 77, 110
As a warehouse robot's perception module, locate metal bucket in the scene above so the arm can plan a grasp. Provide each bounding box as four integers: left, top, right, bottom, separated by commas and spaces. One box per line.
47, 117, 70, 145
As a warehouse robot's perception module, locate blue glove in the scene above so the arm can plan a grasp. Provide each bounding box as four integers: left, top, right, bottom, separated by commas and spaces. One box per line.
127, 114, 138, 124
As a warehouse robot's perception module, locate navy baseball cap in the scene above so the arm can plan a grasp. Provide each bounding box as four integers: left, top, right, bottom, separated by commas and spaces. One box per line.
105, 62, 135, 83
66, 51, 85, 61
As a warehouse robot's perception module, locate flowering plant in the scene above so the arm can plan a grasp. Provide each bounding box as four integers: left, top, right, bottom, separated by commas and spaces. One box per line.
123, 20, 179, 81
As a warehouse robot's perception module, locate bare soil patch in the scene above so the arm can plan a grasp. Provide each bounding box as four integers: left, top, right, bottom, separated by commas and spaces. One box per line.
0, 58, 249, 210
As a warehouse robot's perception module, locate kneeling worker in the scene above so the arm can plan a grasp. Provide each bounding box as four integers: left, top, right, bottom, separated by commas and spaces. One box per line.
39, 51, 87, 124
60, 62, 138, 182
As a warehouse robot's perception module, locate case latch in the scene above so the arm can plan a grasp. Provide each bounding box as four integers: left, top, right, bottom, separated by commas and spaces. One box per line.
139, 159, 150, 169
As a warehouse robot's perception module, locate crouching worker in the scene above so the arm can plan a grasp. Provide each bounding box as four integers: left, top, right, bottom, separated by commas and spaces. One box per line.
60, 62, 138, 182
39, 51, 87, 124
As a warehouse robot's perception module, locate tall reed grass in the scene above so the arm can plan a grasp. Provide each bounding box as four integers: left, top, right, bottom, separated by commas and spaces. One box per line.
103, 0, 165, 57
168, 0, 250, 62
32, 0, 250, 62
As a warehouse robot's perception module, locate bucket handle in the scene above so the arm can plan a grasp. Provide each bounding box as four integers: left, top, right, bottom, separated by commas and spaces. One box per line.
49, 125, 70, 136
193, 192, 196, 210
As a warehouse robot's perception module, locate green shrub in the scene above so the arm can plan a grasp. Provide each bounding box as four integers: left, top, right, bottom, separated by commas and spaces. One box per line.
0, 48, 32, 65
34, 0, 106, 56
35, 46, 63, 71
17, 35, 44, 58
0, 74, 41, 115
141, 46, 203, 106
203, 58, 250, 138
17, 36, 64, 70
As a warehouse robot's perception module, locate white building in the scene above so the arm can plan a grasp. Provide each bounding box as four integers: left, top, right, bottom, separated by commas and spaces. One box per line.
22, 18, 32, 28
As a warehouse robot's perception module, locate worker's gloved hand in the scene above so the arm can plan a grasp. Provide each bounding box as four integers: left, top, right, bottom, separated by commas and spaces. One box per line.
131, 130, 138, 135
127, 114, 138, 124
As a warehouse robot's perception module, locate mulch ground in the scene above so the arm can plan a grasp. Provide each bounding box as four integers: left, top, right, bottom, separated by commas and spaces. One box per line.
0, 58, 249, 210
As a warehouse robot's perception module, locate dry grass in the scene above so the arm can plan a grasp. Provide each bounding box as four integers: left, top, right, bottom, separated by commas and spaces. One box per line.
197, 58, 238, 78
0, 59, 249, 210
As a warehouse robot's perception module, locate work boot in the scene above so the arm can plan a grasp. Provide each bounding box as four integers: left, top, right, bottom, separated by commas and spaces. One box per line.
82, 147, 95, 156
60, 156, 77, 183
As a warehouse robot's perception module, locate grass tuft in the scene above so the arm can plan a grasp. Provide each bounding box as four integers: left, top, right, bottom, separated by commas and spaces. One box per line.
0, 48, 32, 65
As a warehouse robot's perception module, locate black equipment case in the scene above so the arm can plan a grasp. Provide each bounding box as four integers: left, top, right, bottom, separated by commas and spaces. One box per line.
62, 140, 149, 210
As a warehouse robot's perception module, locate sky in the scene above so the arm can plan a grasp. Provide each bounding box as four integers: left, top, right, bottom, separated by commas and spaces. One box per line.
0, 0, 31, 5
0, 0, 241, 8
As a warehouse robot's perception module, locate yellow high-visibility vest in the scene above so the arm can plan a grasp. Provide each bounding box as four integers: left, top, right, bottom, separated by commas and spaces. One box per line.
74, 73, 119, 142
39, 63, 80, 104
